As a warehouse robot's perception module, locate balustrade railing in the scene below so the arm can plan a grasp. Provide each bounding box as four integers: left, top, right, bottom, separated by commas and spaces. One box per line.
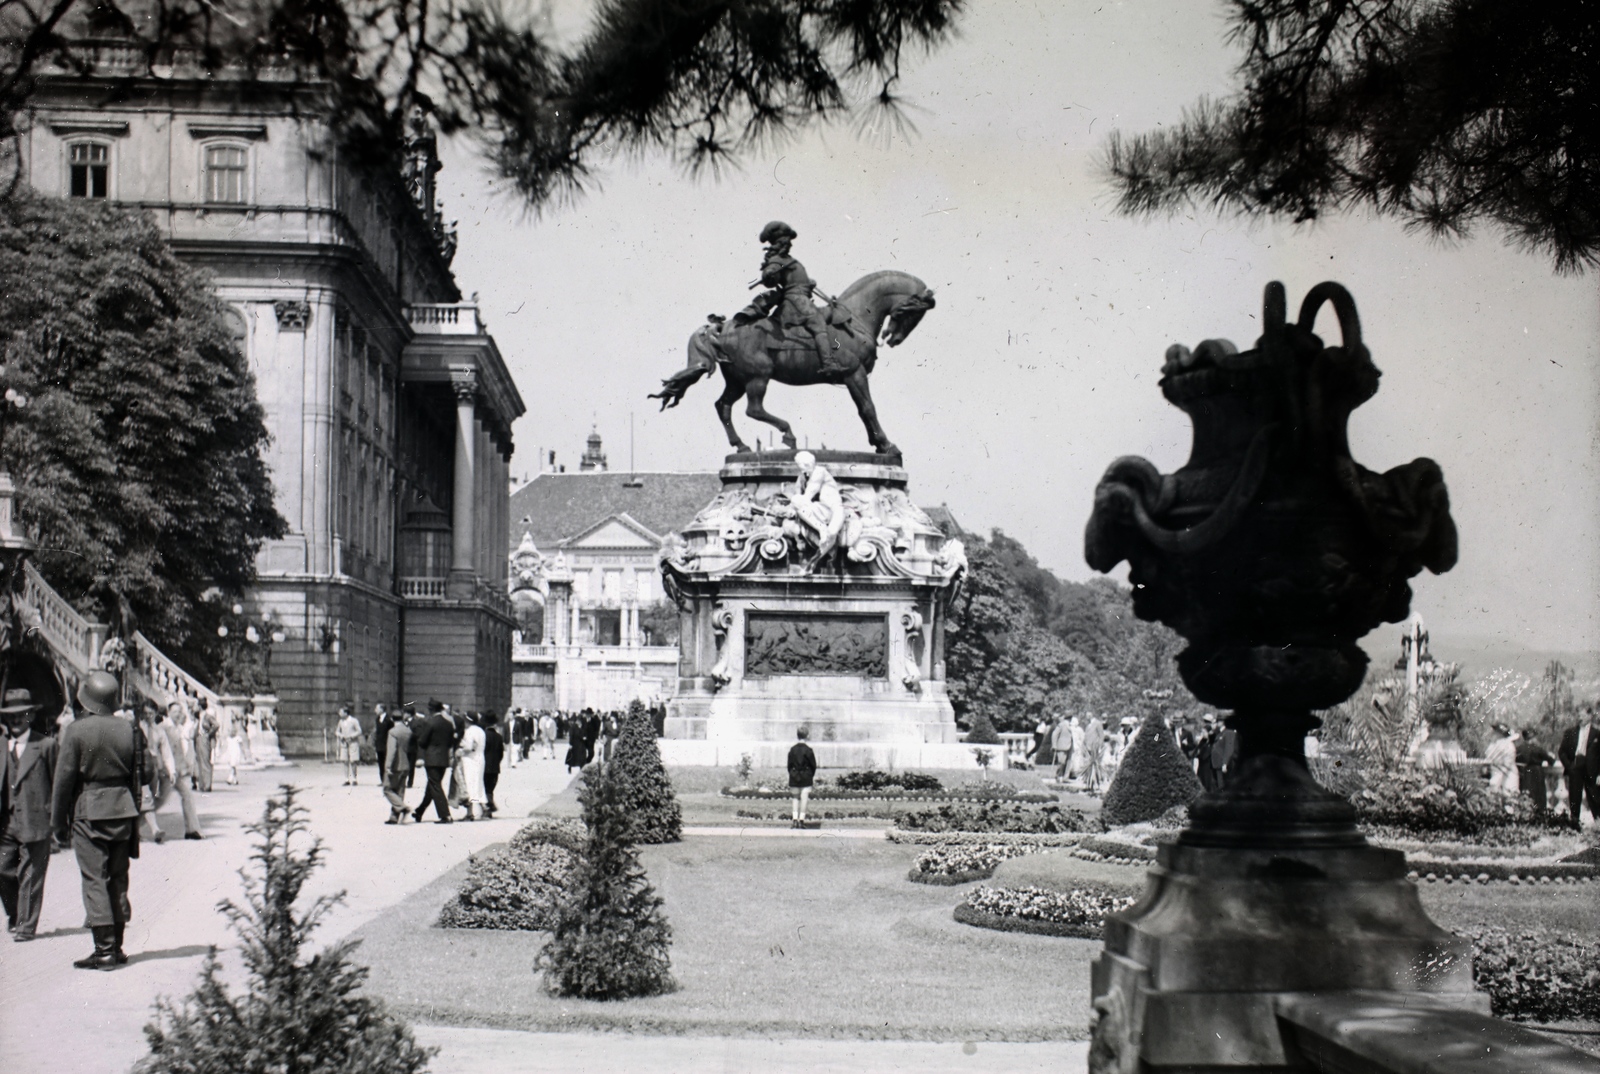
21, 563, 107, 676
399, 576, 447, 600
133, 631, 220, 710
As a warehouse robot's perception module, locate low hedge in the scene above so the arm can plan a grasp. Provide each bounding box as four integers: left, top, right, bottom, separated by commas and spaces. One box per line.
833, 770, 943, 792
1470, 927, 1600, 1023
896, 801, 1093, 834
1074, 836, 1159, 863
1350, 768, 1550, 836
720, 785, 1056, 803
954, 883, 1139, 939
438, 820, 584, 931
907, 842, 1044, 884
1408, 864, 1599, 883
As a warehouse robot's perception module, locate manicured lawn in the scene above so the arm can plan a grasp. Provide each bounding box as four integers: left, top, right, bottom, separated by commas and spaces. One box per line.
348, 833, 1103, 1040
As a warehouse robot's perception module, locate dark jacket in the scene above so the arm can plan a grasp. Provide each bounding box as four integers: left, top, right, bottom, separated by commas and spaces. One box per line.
787, 741, 817, 788
373, 711, 394, 769
52, 714, 141, 838
413, 712, 457, 768
384, 721, 414, 778
2, 732, 58, 844
1558, 722, 1600, 777
483, 725, 504, 776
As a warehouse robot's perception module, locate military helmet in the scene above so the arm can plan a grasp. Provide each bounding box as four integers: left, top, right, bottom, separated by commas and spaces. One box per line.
759, 220, 797, 243
77, 669, 120, 716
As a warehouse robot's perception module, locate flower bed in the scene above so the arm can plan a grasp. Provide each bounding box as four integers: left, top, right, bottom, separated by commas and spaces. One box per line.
1072, 836, 1158, 864
1407, 863, 1599, 884
1351, 769, 1552, 835
833, 770, 944, 793
885, 829, 1088, 846
721, 785, 1057, 804
732, 808, 897, 821
895, 801, 1093, 834
953, 883, 1139, 939
906, 842, 1045, 885
1470, 927, 1600, 1023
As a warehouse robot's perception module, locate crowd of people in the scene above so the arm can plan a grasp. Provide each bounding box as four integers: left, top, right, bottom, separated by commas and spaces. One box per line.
1026, 712, 1133, 793
1478, 714, 1600, 827
340, 702, 667, 825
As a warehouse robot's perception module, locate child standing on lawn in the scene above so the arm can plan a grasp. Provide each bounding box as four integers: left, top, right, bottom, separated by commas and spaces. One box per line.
788, 726, 817, 828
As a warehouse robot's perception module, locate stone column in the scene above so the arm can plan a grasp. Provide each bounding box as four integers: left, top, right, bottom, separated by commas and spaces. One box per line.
447, 368, 477, 598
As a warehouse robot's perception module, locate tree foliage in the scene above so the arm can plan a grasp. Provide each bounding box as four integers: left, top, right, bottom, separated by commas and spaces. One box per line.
944, 530, 1198, 733
1103, 0, 1599, 273
2, 0, 965, 209
536, 762, 675, 1000
0, 193, 283, 671
136, 785, 435, 1074
611, 698, 682, 844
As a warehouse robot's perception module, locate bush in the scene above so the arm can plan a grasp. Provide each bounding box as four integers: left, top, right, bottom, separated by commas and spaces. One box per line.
898, 801, 1093, 834
1351, 767, 1544, 836
136, 787, 433, 1074
1470, 927, 1600, 1023
1100, 717, 1203, 826
833, 770, 944, 792
437, 820, 584, 931
610, 700, 682, 844
536, 764, 676, 1000
955, 883, 1138, 938
963, 711, 1003, 745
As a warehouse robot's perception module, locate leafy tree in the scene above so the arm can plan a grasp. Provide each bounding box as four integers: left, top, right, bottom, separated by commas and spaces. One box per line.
537, 762, 676, 1000
2, 0, 966, 209
637, 599, 680, 646
611, 698, 682, 844
1102, 0, 1599, 273
136, 785, 434, 1074
1533, 658, 1579, 743
0, 193, 284, 672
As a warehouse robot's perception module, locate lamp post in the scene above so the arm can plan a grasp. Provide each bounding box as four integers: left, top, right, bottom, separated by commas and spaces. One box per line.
1083, 283, 1472, 1071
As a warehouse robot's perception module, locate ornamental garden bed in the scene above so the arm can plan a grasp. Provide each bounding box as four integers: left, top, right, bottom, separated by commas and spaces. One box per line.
891, 801, 1094, 835
953, 883, 1139, 939
907, 842, 1050, 885
886, 829, 1089, 846
722, 785, 1058, 803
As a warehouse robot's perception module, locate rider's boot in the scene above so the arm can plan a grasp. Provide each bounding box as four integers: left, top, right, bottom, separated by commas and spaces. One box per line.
811, 328, 844, 374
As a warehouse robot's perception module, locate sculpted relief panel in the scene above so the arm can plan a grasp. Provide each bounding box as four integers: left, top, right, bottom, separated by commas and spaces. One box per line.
743, 614, 888, 678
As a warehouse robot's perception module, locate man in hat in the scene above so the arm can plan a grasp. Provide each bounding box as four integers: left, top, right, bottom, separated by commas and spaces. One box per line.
381, 704, 415, 824
736, 221, 844, 373
52, 669, 141, 969
1, 687, 57, 941
410, 700, 456, 824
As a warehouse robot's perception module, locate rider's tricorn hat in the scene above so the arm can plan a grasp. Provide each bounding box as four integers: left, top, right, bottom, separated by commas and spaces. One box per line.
759, 220, 797, 243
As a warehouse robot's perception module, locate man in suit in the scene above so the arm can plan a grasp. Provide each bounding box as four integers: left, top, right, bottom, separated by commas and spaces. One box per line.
159, 701, 202, 839
410, 701, 456, 824
482, 716, 505, 818
1, 688, 57, 941
193, 700, 218, 793
52, 670, 141, 969
372, 703, 394, 782
1557, 708, 1600, 828
382, 705, 414, 824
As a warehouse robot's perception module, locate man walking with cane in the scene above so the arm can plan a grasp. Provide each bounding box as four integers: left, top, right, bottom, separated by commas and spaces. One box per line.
52, 670, 141, 969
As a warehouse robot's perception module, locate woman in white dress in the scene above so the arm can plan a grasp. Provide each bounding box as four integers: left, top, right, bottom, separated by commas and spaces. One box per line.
219, 706, 243, 785
456, 712, 487, 821
335, 706, 363, 785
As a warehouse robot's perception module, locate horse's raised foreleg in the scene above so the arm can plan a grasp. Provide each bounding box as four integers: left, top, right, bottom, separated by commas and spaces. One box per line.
715, 378, 752, 452
844, 369, 898, 455
744, 378, 798, 449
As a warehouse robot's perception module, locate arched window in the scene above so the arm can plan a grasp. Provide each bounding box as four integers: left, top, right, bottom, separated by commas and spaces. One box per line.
69, 142, 109, 198
203, 143, 248, 204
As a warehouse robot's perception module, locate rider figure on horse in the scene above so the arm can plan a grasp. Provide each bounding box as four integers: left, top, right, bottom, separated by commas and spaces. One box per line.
734, 221, 845, 374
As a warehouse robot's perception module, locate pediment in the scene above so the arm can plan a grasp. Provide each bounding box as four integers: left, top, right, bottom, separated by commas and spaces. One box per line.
564, 513, 661, 550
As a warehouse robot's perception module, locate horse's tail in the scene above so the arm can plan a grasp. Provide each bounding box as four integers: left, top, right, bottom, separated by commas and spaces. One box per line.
651, 325, 722, 410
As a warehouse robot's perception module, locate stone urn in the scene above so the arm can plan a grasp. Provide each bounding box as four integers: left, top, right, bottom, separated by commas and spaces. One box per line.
1083, 283, 1474, 1072
1086, 281, 1457, 844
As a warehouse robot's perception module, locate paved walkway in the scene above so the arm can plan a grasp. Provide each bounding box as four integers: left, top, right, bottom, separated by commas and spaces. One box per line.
0, 756, 1089, 1074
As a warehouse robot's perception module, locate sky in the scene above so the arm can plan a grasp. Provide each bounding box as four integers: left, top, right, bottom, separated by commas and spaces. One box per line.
435, 0, 1600, 654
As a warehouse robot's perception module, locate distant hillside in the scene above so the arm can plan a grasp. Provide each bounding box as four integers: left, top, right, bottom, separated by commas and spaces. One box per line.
1359, 631, 1600, 686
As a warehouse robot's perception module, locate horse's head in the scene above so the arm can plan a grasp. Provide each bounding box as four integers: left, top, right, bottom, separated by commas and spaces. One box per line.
881, 288, 936, 347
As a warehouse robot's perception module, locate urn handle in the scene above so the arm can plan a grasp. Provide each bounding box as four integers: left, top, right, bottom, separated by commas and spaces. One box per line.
1295, 282, 1364, 354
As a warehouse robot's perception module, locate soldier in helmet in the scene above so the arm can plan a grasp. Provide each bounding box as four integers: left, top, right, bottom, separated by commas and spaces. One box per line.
51, 670, 143, 969
736, 221, 844, 373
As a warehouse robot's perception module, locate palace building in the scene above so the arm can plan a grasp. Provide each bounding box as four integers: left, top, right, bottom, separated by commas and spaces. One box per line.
15, 40, 523, 750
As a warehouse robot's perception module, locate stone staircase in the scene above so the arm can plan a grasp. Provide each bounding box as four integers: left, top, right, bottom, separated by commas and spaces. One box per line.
20, 561, 219, 709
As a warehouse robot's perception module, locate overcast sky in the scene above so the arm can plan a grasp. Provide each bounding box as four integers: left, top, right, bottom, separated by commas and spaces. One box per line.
437, 0, 1600, 653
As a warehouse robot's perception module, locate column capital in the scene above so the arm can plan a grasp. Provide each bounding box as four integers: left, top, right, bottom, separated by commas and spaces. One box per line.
449, 367, 478, 403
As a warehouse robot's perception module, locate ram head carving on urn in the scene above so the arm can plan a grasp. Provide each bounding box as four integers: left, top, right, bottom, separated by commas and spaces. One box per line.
1085, 282, 1456, 822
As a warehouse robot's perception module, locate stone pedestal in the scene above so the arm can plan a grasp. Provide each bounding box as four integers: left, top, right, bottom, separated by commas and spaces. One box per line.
1089, 758, 1486, 1073
660, 451, 971, 768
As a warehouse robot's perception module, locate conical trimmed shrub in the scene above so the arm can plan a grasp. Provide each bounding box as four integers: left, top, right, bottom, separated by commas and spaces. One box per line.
964, 710, 1002, 745
611, 699, 683, 843
1100, 717, 1204, 827
536, 763, 676, 999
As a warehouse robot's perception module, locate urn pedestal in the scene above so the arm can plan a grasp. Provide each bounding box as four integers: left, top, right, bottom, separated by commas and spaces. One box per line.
659, 451, 971, 768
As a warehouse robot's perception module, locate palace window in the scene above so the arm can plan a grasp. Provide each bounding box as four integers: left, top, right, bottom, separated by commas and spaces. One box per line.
204, 144, 248, 204
69, 143, 109, 198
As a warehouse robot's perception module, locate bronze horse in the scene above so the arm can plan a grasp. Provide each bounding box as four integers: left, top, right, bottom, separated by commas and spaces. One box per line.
650, 270, 935, 454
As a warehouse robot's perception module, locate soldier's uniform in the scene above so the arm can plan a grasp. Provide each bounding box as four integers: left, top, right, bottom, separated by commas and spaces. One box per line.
51, 671, 141, 969
738, 221, 843, 373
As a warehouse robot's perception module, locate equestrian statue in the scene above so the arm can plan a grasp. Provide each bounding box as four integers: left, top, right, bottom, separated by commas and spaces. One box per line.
649, 221, 936, 455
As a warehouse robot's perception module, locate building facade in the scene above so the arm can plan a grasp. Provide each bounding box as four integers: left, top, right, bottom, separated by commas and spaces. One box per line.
18, 48, 523, 750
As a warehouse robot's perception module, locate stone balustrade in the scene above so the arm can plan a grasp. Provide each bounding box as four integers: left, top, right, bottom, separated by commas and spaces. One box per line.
21, 563, 107, 676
